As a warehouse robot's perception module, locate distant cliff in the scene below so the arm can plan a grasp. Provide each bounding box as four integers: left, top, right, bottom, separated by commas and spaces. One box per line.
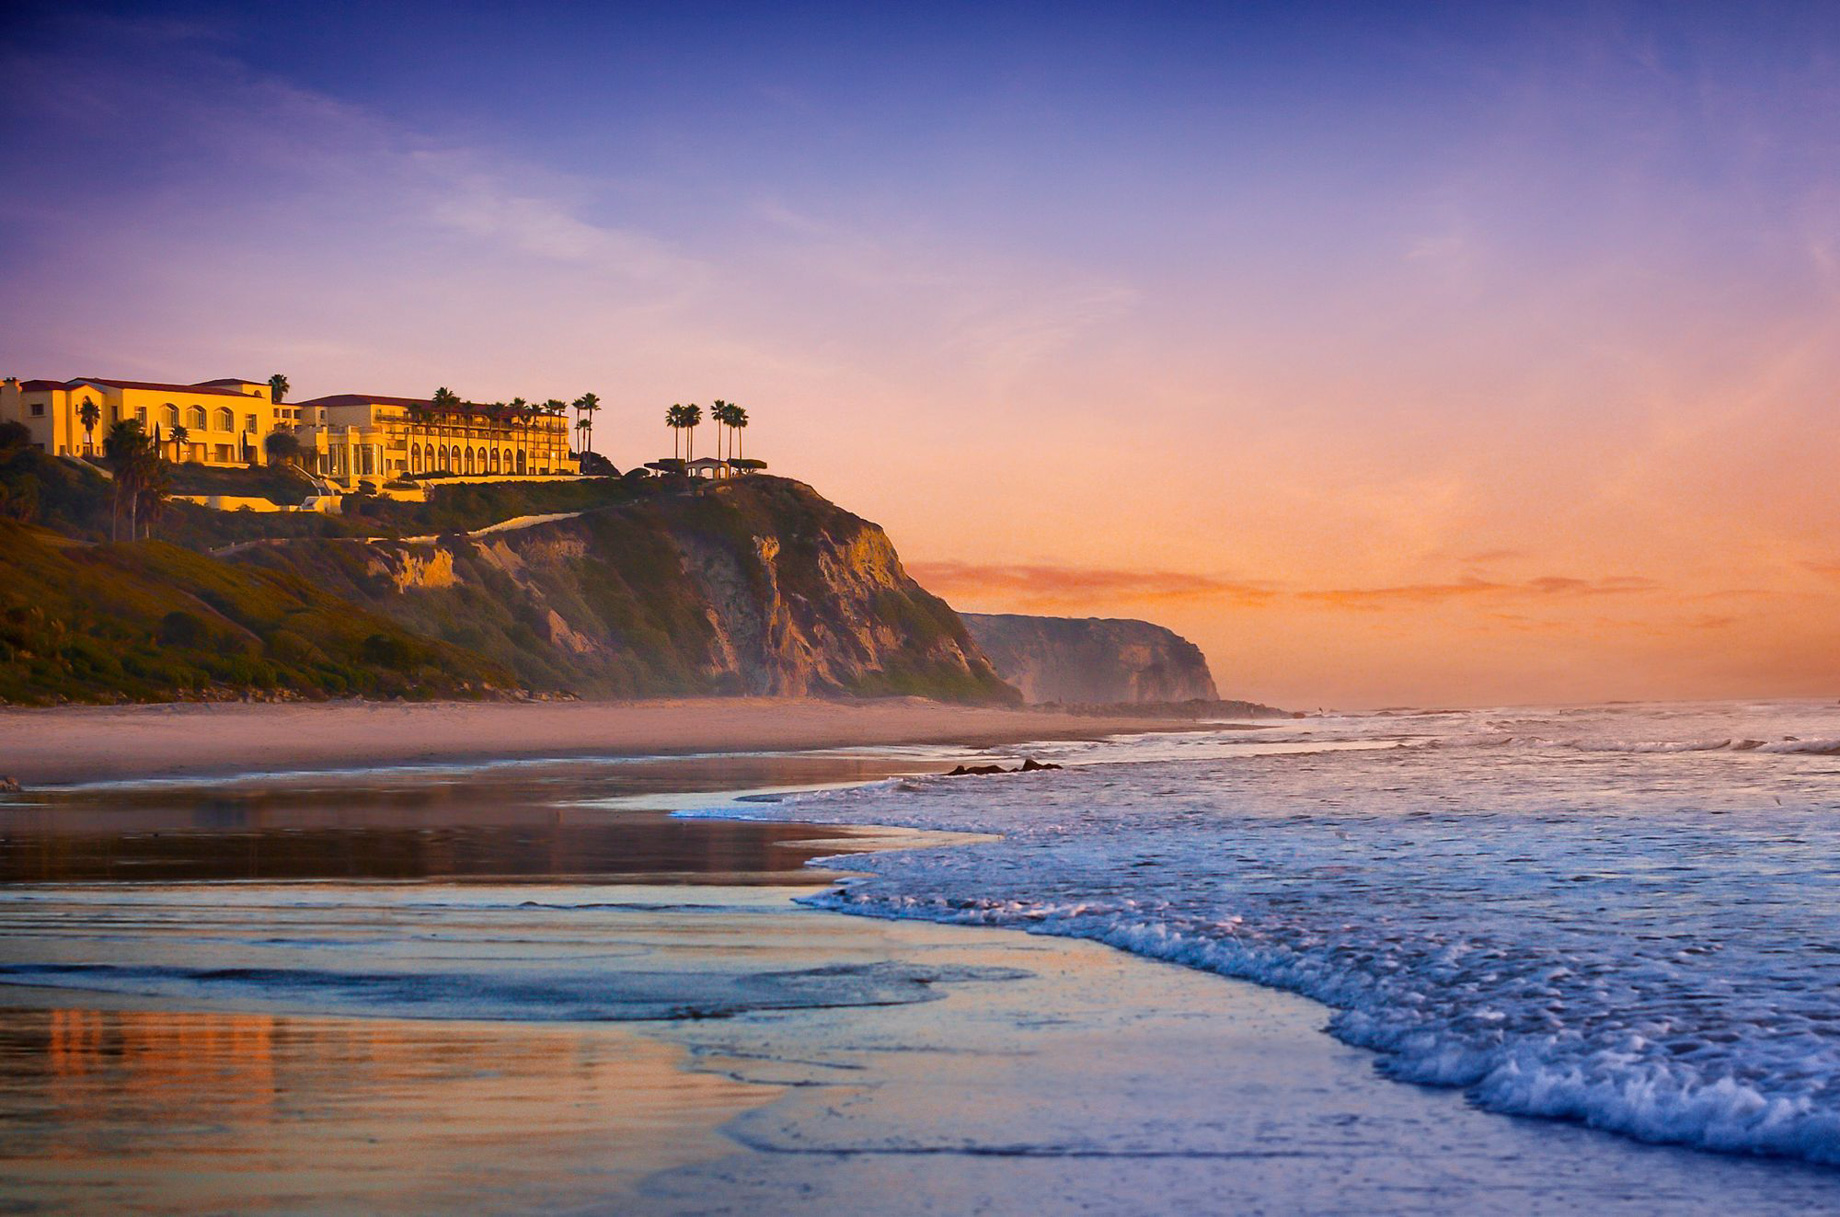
235, 478, 1019, 703
960, 613, 1219, 705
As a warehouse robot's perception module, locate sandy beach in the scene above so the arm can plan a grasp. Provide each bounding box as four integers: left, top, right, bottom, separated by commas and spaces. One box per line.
7, 724, 1840, 1212
8, 880, 1837, 1215
0, 697, 1216, 787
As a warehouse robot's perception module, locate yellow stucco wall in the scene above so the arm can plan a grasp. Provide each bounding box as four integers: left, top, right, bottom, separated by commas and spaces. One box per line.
0, 378, 281, 467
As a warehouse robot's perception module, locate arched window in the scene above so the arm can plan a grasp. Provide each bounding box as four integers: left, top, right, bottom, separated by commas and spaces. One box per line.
516, 451, 526, 474
213, 406, 234, 432
410, 447, 422, 474
161, 403, 179, 428
489, 449, 500, 473
187, 405, 207, 430
503, 448, 513, 472
464, 448, 475, 475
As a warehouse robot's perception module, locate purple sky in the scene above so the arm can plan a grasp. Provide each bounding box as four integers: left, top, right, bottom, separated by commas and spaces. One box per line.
7, 2, 1840, 706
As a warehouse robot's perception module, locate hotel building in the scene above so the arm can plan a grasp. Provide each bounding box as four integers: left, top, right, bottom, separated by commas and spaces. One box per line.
1, 378, 578, 488
0, 376, 289, 465
293, 393, 576, 484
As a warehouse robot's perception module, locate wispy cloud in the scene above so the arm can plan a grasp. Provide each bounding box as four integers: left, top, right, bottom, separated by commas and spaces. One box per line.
911, 562, 1667, 615
905, 561, 1277, 609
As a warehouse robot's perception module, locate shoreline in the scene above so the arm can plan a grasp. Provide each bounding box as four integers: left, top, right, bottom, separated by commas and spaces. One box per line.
0, 697, 1228, 787
5, 742, 1840, 1212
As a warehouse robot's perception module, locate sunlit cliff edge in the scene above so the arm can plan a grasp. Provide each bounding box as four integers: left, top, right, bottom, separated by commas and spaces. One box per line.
0, 453, 1016, 705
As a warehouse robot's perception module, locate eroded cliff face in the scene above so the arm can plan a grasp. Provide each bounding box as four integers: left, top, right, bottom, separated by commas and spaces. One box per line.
959, 613, 1219, 705
237, 478, 1018, 703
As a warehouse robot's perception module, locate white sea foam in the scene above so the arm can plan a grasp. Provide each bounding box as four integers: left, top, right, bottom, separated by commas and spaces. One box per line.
703, 699, 1840, 1165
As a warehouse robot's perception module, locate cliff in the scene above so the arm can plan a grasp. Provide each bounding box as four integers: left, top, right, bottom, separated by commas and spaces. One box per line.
232, 477, 1019, 703
960, 613, 1219, 705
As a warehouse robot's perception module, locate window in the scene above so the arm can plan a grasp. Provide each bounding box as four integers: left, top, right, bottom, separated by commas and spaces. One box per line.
213, 406, 234, 432
135, 407, 147, 424
29, 402, 43, 416
245, 414, 258, 433
162, 404, 179, 428
187, 405, 207, 429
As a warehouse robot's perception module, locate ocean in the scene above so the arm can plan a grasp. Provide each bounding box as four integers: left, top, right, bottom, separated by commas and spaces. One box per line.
689, 699, 1840, 1166
7, 701, 1840, 1213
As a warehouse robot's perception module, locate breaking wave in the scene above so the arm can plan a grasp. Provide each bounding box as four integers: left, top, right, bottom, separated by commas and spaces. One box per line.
712, 699, 1840, 1166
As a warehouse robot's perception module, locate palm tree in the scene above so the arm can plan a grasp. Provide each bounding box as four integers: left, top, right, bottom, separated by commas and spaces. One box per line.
77, 397, 101, 455
727, 405, 749, 460
572, 392, 601, 454
136, 457, 172, 539
268, 373, 290, 404
709, 399, 730, 459
575, 416, 591, 455
682, 402, 702, 465
431, 387, 461, 414
169, 424, 190, 463
665, 404, 689, 460
103, 419, 158, 541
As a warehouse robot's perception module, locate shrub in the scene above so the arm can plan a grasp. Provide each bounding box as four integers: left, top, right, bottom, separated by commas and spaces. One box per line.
158, 610, 208, 647
360, 632, 415, 669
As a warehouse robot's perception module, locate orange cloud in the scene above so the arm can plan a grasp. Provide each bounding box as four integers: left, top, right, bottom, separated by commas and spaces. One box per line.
905, 561, 1277, 609
1296, 574, 1658, 611
911, 562, 1671, 616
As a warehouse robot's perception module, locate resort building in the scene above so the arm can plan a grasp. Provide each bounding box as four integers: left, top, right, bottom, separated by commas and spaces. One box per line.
292, 393, 576, 486
0, 376, 282, 466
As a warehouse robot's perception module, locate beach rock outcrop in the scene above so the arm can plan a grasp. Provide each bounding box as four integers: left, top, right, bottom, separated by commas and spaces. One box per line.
959, 613, 1219, 705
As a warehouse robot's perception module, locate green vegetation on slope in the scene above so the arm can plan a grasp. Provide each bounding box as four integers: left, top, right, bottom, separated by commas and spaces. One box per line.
236, 478, 1020, 704
0, 440, 1016, 705
0, 522, 510, 704
343, 475, 642, 535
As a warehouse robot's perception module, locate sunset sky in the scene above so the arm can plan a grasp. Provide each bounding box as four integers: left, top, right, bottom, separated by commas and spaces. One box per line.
7, 1, 1840, 708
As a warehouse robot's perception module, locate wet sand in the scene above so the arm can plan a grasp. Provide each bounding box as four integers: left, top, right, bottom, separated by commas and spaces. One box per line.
0, 750, 973, 884
0, 697, 1212, 787
6, 886, 1839, 1215
5, 750, 1838, 1214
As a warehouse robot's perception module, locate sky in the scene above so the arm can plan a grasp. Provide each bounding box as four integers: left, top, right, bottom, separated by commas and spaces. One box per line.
5, 0, 1840, 708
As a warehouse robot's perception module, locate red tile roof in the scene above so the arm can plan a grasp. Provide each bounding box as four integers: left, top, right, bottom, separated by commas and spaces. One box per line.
297, 393, 433, 409
298, 393, 565, 414
75, 377, 257, 398
20, 379, 72, 391
194, 378, 262, 387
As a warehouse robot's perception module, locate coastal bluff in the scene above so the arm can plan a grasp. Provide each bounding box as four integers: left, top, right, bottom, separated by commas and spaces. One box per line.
234, 477, 1018, 703
0, 462, 1016, 704
961, 613, 1219, 705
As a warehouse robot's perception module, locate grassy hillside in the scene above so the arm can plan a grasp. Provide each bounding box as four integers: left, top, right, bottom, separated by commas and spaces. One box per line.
0, 522, 511, 704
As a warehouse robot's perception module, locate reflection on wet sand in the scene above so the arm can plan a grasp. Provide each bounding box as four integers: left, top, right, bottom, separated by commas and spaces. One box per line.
0, 751, 952, 884
4, 1006, 774, 1215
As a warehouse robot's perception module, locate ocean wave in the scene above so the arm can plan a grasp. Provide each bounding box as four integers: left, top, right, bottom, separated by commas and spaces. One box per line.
748, 705, 1840, 1165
